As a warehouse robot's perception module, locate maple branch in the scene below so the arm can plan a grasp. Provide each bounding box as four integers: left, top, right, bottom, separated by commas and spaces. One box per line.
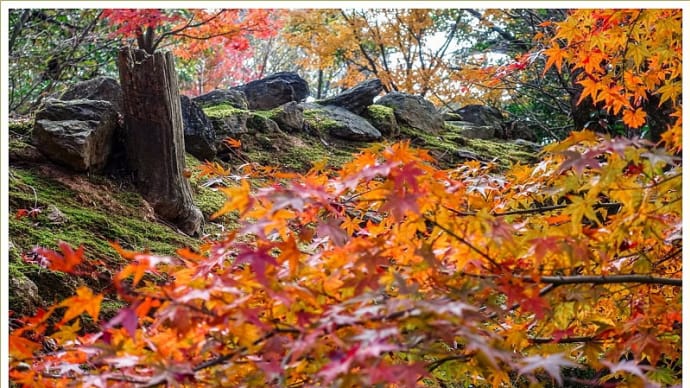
535, 274, 681, 287
153, 10, 227, 52
446, 202, 622, 217
529, 336, 597, 344
467, 272, 681, 288
424, 216, 500, 270
425, 353, 474, 373
433, 12, 463, 61
487, 284, 556, 320
191, 307, 418, 376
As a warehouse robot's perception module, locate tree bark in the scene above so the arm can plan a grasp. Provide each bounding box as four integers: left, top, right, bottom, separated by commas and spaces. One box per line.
117, 47, 203, 235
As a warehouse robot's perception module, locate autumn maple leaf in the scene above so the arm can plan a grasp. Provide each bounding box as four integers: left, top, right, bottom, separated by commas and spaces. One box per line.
519, 354, 578, 386
31, 242, 85, 273
58, 286, 103, 324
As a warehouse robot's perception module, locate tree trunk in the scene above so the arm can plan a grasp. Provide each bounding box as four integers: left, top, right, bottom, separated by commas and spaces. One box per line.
117, 47, 203, 235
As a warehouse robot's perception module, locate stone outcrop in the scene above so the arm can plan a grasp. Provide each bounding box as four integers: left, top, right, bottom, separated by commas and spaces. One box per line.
377, 92, 444, 134
203, 105, 251, 137
31, 75, 541, 174
317, 78, 383, 115
444, 121, 496, 140
453, 105, 504, 128
300, 102, 381, 141
363, 104, 398, 136
193, 89, 248, 110
32, 99, 118, 172
236, 72, 309, 110
59, 76, 123, 113
268, 102, 304, 133
247, 113, 281, 133
501, 120, 538, 142
180, 96, 216, 161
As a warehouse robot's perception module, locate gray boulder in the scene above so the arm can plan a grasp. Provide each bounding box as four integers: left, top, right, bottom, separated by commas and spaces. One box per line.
502, 120, 538, 142
9, 274, 41, 316
363, 104, 398, 136
454, 105, 504, 128
237, 72, 309, 110
203, 105, 251, 137
442, 112, 463, 121
59, 76, 123, 113
317, 78, 383, 115
193, 89, 248, 110
300, 102, 381, 141
180, 96, 216, 161
33, 99, 118, 172
269, 102, 304, 133
247, 113, 281, 133
377, 92, 444, 134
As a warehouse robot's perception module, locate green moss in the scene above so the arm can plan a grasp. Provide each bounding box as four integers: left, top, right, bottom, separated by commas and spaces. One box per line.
252, 107, 283, 122
366, 104, 395, 122
9, 118, 33, 136
246, 113, 276, 133
202, 103, 250, 119
9, 139, 31, 151
397, 125, 537, 169
398, 126, 466, 161
99, 299, 127, 321
8, 164, 202, 312
303, 109, 341, 133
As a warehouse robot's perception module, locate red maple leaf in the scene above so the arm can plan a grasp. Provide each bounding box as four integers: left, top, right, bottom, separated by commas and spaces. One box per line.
30, 242, 85, 273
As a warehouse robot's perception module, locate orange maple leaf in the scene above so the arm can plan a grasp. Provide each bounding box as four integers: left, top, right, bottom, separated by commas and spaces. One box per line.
224, 137, 242, 148
59, 286, 103, 323
622, 108, 647, 129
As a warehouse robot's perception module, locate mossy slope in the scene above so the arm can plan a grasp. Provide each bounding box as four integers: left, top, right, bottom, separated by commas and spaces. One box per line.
8, 107, 538, 317
8, 160, 202, 316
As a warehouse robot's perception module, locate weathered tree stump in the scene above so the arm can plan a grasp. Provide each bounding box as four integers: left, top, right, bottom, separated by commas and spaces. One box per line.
117, 47, 203, 235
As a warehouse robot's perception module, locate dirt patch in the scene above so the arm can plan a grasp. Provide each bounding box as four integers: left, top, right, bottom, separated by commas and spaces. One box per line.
31, 163, 156, 221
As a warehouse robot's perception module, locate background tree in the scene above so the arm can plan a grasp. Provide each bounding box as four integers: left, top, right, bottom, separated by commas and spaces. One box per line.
447, 9, 575, 140
8, 9, 120, 113
175, 11, 288, 96
284, 9, 470, 101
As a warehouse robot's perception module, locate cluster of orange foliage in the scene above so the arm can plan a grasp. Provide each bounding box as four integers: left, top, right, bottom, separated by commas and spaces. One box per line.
10, 8, 681, 387
540, 9, 681, 144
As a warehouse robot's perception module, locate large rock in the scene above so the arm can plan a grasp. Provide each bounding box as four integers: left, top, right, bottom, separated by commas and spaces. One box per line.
269, 102, 304, 133
454, 105, 504, 128
247, 113, 281, 133
180, 96, 216, 161
32, 99, 118, 172
501, 120, 538, 142
300, 102, 381, 141
9, 274, 41, 316
59, 76, 123, 113
237, 72, 309, 110
192, 89, 248, 110
377, 92, 444, 134
317, 78, 383, 115
363, 104, 398, 136
203, 104, 251, 137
